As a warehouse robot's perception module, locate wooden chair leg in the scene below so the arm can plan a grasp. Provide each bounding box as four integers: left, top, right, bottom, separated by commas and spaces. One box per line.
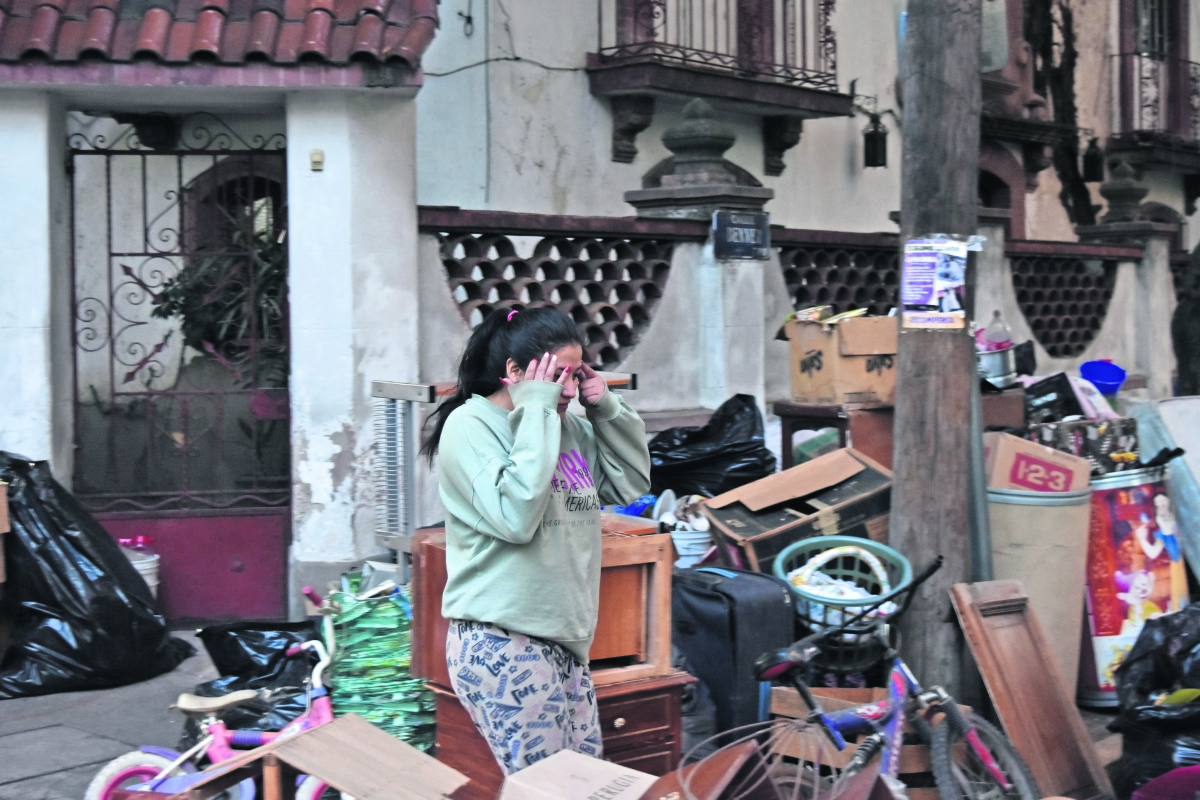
262, 755, 298, 800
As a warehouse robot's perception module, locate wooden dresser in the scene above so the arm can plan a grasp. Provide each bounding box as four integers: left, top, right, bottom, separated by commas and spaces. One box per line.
412, 519, 693, 800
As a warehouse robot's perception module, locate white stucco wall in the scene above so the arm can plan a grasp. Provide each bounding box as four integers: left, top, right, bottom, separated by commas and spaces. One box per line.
416, 0, 903, 232
287, 94, 420, 588
0, 91, 72, 478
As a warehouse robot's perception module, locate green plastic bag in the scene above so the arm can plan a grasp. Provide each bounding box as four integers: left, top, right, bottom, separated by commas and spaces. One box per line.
326, 577, 436, 753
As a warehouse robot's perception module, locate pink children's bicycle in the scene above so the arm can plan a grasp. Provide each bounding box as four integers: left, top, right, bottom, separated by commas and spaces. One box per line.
85, 593, 339, 800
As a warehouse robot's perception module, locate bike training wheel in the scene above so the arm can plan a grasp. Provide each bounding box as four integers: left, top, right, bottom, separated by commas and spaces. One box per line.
296, 777, 345, 800
84, 752, 189, 800
930, 711, 1039, 800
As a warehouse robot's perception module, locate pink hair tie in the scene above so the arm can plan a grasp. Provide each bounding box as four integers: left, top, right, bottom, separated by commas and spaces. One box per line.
507, 309, 519, 321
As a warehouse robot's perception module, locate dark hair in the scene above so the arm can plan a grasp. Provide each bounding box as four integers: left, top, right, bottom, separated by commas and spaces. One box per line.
421, 307, 585, 461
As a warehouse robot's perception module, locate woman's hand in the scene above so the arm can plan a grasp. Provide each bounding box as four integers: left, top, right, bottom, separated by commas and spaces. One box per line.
501, 352, 573, 388
577, 363, 607, 407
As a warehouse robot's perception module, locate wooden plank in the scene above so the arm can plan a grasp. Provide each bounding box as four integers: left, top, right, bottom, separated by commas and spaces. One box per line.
599, 511, 659, 535
410, 529, 451, 686
273, 714, 469, 800
598, 534, 669, 567
950, 581, 1113, 800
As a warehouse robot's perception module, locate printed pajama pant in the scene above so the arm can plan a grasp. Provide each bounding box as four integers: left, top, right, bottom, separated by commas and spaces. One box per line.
445, 620, 603, 774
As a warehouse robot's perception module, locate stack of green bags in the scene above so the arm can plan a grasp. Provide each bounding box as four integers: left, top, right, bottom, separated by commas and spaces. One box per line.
326, 578, 437, 752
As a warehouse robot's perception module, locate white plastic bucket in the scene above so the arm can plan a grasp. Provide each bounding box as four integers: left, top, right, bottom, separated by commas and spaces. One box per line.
123, 549, 160, 599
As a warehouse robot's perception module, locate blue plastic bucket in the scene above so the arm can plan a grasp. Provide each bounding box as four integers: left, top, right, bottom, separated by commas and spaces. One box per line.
1080, 360, 1126, 397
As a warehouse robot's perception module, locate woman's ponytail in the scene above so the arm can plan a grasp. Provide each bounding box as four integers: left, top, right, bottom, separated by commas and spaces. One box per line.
420, 306, 585, 462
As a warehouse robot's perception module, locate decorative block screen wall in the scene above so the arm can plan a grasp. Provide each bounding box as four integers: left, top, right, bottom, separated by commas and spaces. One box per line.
1010, 255, 1117, 358
780, 244, 900, 316
435, 232, 674, 369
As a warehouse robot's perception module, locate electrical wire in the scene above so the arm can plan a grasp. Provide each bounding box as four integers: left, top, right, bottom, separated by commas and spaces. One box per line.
424, 55, 585, 78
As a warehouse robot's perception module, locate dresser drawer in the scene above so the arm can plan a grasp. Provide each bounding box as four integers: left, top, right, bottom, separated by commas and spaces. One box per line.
606, 742, 679, 776
599, 690, 674, 749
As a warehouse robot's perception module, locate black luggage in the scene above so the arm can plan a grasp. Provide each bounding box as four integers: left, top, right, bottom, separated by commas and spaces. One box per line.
672, 567, 795, 732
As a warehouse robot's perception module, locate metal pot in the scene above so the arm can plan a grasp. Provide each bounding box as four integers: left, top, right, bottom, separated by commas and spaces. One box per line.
977, 346, 1018, 389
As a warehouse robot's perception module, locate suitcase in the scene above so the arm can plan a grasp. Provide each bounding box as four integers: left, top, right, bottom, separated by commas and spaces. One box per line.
672, 567, 795, 733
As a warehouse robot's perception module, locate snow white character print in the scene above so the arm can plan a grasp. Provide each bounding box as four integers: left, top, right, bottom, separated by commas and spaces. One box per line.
422, 306, 651, 774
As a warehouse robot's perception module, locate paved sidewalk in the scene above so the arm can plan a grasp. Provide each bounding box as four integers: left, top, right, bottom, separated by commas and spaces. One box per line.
0, 633, 216, 800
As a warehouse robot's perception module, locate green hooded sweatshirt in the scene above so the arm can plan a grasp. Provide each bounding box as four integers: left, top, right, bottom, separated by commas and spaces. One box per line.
438, 380, 651, 664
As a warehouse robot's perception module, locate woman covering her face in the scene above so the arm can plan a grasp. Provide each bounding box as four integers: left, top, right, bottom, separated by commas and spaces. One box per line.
421, 306, 651, 774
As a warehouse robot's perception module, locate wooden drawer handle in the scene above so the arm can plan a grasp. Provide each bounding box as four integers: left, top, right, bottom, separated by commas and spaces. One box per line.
612, 717, 627, 729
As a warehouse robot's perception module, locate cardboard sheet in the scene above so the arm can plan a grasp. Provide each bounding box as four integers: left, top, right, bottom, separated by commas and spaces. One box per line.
498, 750, 656, 800
708, 449, 864, 512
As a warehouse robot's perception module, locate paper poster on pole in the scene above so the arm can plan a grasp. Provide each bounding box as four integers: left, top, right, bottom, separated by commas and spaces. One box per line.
902, 238, 967, 329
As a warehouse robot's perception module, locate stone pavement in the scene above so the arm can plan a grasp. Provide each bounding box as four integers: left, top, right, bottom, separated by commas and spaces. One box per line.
0, 633, 216, 800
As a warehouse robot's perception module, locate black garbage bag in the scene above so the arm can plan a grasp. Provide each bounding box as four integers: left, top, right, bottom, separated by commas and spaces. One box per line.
1114, 605, 1200, 711
1107, 605, 1200, 795
649, 395, 776, 497
180, 621, 318, 744
0, 452, 193, 698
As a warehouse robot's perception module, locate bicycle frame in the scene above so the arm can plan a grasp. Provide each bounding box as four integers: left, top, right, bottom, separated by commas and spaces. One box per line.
135, 641, 334, 795
808, 657, 916, 775
800, 655, 1013, 789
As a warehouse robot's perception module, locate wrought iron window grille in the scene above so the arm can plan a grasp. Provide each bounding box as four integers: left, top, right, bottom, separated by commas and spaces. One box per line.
596, 0, 838, 91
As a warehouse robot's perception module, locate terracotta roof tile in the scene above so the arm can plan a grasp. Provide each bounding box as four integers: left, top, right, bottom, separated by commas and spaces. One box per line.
79, 7, 116, 54
0, 0, 434, 68
53, 15, 82, 55
133, 6, 170, 56
109, 17, 136, 57
296, 5, 329, 59
272, 17, 299, 60
348, 10, 379, 59
23, 4, 62, 55
244, 8, 276, 56
164, 18, 192, 60
190, 7, 223, 56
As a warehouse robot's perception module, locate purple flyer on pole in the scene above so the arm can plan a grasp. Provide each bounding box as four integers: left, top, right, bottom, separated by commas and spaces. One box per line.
902, 238, 968, 329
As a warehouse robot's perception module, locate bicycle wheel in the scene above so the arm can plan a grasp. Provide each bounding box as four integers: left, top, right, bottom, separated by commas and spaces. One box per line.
84, 752, 189, 800
297, 777, 351, 800
930, 711, 1039, 800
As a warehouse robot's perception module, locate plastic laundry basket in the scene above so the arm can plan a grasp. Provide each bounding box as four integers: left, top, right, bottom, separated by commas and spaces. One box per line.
773, 536, 912, 674
987, 486, 1090, 699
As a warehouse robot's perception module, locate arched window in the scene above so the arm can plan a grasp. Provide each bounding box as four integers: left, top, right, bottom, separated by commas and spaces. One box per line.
979, 170, 1013, 210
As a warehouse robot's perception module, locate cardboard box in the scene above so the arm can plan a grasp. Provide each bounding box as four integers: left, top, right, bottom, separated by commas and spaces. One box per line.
983, 432, 1091, 492
498, 750, 656, 800
701, 448, 892, 574
786, 316, 898, 407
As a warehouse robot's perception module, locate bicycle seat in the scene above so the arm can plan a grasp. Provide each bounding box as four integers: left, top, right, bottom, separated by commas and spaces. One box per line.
175, 690, 260, 717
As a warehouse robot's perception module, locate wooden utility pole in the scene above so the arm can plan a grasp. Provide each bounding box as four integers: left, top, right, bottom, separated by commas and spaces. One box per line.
891, 0, 982, 697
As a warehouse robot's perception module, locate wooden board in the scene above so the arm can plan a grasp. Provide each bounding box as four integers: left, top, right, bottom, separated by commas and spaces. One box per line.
949, 581, 1113, 800
164, 714, 468, 800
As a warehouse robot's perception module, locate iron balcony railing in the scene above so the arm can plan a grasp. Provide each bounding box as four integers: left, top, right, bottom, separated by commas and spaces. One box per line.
596, 0, 838, 91
1115, 52, 1200, 144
